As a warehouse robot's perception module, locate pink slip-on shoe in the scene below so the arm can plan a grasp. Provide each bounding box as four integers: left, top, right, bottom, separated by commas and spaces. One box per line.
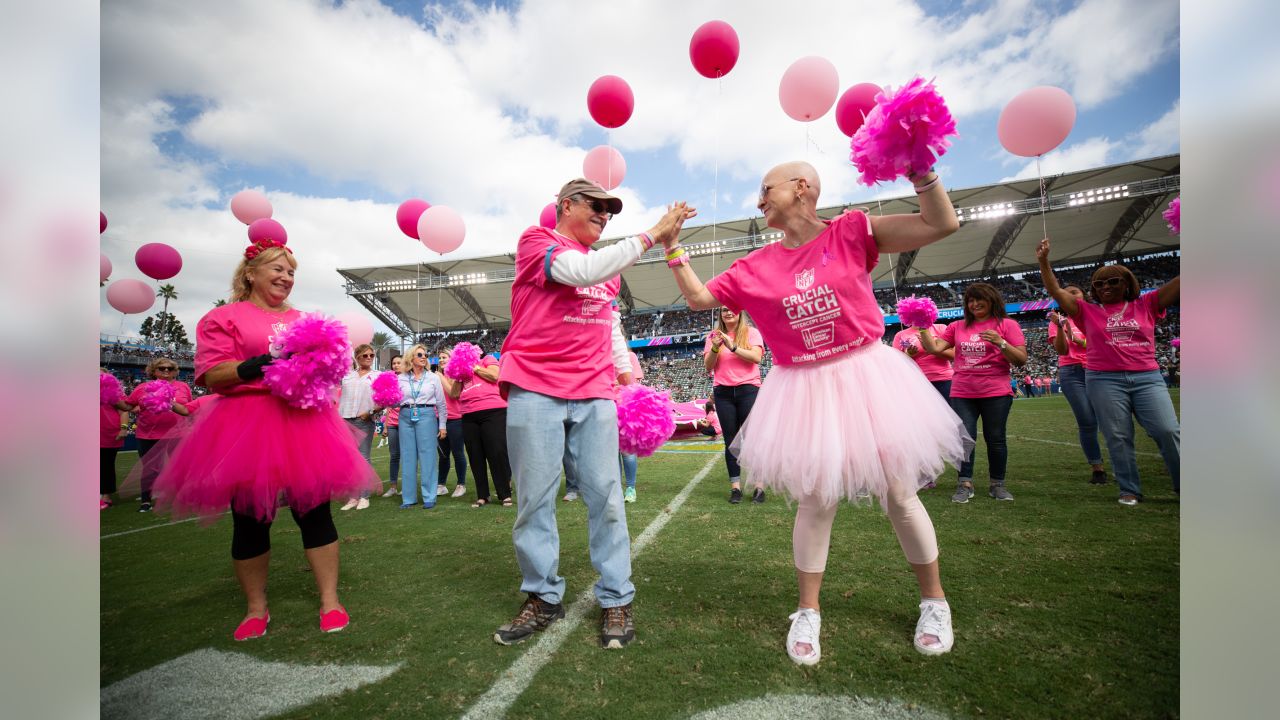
319, 606, 350, 633
233, 612, 270, 641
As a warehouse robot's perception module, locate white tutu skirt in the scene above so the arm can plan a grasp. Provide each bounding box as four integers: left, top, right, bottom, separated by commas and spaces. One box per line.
731, 342, 973, 509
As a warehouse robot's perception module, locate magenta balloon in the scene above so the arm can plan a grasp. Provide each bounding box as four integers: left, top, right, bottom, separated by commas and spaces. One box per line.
100, 211, 107, 234
539, 202, 557, 229
230, 190, 273, 225
586, 75, 634, 129
335, 311, 374, 347
100, 253, 112, 283
582, 146, 627, 191
835, 82, 883, 137
134, 243, 183, 280
689, 20, 740, 78
106, 279, 155, 315
417, 205, 466, 254
778, 56, 839, 122
997, 86, 1077, 157
396, 198, 431, 239
247, 218, 288, 245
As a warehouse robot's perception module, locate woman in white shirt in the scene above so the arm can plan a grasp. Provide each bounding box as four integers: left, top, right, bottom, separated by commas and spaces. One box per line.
397, 344, 448, 509
339, 343, 377, 510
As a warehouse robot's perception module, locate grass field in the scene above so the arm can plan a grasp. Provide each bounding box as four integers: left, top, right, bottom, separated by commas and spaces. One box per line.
100, 392, 1179, 719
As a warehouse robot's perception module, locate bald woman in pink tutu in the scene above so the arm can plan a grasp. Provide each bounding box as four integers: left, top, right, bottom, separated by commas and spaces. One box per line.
153, 238, 380, 640
664, 160, 969, 665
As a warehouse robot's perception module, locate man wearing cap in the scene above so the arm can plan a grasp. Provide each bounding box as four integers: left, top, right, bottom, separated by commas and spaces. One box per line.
495, 179, 695, 649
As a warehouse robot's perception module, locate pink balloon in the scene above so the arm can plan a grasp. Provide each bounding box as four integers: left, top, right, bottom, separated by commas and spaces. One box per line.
396, 199, 431, 239
539, 202, 557, 229
247, 218, 288, 245
134, 243, 183, 280
586, 75, 634, 129
100, 211, 107, 234
417, 206, 466, 254
335, 311, 374, 347
106, 279, 155, 315
689, 20, 740, 78
997, 86, 1077, 157
583, 146, 627, 191
835, 82, 882, 137
778, 56, 839, 122
230, 190, 273, 225
100, 254, 112, 283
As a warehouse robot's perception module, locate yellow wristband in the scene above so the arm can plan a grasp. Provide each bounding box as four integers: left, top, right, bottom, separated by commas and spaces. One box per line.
711, 346, 720, 353
664, 247, 685, 262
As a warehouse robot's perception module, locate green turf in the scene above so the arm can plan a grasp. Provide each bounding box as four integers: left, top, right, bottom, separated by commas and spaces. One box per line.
101, 392, 1179, 719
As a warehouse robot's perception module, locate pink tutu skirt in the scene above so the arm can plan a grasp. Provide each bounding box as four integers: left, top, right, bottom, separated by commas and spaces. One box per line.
731, 342, 972, 509
151, 392, 380, 522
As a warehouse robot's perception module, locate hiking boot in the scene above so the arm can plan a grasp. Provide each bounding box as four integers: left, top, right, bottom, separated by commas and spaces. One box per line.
494, 594, 565, 646
951, 482, 974, 504
1089, 470, 1108, 485
600, 604, 635, 649
729, 488, 743, 504
988, 484, 1014, 501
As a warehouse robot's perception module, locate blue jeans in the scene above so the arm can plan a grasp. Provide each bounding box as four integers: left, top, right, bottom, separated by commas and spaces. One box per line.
1057, 364, 1103, 466
399, 409, 440, 507
949, 395, 1013, 483
930, 379, 952, 399
620, 453, 637, 489
506, 387, 634, 608
1085, 370, 1180, 499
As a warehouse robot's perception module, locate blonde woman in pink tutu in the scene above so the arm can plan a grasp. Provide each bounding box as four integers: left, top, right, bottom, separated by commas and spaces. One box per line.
664, 161, 970, 665
152, 238, 380, 640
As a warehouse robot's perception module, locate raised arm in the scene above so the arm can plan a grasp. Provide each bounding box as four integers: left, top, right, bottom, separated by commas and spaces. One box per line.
551, 203, 697, 287
869, 172, 960, 254
1036, 238, 1081, 318
1155, 276, 1180, 310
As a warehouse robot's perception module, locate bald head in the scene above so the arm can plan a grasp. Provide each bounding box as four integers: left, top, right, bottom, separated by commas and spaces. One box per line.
764, 161, 821, 204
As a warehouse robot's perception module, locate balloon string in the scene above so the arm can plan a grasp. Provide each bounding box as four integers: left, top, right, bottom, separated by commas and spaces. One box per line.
878, 199, 899, 308
1037, 154, 1048, 239
607, 129, 614, 189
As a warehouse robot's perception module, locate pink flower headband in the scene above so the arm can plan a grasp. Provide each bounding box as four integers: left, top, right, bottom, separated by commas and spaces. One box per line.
245, 238, 292, 261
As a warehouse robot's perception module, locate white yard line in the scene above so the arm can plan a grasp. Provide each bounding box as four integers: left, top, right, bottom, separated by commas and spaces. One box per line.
100, 512, 227, 539
460, 454, 719, 720
1010, 435, 1162, 458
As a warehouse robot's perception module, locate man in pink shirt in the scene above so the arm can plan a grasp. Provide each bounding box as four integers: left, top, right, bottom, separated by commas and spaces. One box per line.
494, 178, 694, 650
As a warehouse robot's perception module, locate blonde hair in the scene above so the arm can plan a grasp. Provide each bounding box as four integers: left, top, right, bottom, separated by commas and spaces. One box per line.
229, 246, 297, 303
144, 357, 179, 379
404, 344, 431, 374
352, 343, 374, 369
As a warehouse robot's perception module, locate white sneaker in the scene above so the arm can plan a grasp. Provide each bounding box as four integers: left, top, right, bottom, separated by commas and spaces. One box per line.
339, 498, 358, 511
562, 491, 579, 502
451, 485, 467, 498
786, 608, 822, 666
381, 487, 398, 498
356, 498, 370, 510
436, 485, 448, 497
914, 599, 954, 656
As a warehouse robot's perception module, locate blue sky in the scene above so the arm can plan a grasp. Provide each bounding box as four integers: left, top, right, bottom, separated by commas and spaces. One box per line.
100, 0, 1179, 340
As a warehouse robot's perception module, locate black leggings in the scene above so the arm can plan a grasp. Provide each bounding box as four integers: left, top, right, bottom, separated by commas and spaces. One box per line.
462, 408, 511, 501
101, 447, 119, 495
713, 384, 758, 479
137, 438, 160, 503
231, 502, 338, 560
437, 418, 467, 485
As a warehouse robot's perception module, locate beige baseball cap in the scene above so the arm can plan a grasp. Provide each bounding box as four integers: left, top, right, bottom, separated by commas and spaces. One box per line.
556, 178, 623, 215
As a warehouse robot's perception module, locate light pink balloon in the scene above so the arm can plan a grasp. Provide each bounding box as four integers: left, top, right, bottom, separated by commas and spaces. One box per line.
100, 212, 107, 234
417, 205, 466, 254
778, 56, 839, 122
586, 75, 634, 129
997, 86, 1077, 157
247, 218, 288, 245
835, 82, 882, 137
100, 254, 112, 283
689, 20, 740, 78
583, 146, 626, 191
135, 243, 183, 280
335, 311, 374, 347
539, 202, 557, 229
230, 190, 273, 225
106, 279, 155, 315
396, 199, 430, 239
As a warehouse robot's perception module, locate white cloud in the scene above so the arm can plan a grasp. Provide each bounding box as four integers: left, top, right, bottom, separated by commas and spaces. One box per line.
1130, 100, 1180, 158
1000, 136, 1119, 182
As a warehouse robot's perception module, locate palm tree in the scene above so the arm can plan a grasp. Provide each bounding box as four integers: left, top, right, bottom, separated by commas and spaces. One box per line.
372, 331, 393, 351
212, 299, 227, 307
156, 284, 178, 348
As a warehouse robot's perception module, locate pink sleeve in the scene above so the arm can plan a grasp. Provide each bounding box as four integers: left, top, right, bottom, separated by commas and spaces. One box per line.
939, 322, 957, 345
195, 309, 237, 383
1002, 319, 1026, 346
705, 259, 746, 313
517, 228, 569, 290
125, 385, 144, 405
747, 326, 765, 350
1139, 290, 1166, 320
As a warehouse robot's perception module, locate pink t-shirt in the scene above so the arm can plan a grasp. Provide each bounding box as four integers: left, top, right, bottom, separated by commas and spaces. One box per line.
195, 302, 303, 396
706, 211, 883, 366
892, 324, 954, 382
459, 355, 507, 414
1076, 292, 1165, 372
628, 352, 644, 381
442, 387, 462, 420
939, 317, 1026, 398
500, 226, 622, 400
100, 403, 126, 448
126, 379, 193, 439
385, 405, 400, 427
703, 326, 764, 386
1048, 318, 1088, 367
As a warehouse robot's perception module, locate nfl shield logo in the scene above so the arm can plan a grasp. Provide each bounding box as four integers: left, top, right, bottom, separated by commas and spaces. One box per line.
794, 268, 815, 291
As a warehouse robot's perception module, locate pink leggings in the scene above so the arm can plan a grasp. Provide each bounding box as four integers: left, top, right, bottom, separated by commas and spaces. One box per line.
793, 487, 939, 572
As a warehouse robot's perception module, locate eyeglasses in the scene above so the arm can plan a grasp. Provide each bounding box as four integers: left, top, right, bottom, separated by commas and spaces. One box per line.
358, 353, 374, 358
759, 177, 802, 200
1091, 277, 1124, 288
575, 196, 613, 219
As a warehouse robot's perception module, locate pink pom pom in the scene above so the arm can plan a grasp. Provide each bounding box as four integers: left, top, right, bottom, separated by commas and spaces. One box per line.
263, 314, 353, 410
445, 342, 483, 381
849, 77, 958, 186
896, 295, 939, 329
616, 384, 676, 457
371, 371, 404, 407
100, 372, 124, 406
1170, 337, 1181, 349
1163, 196, 1180, 235
138, 380, 177, 414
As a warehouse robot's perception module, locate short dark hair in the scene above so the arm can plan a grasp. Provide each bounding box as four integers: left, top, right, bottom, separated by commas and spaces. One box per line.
1089, 264, 1141, 303
962, 282, 1007, 325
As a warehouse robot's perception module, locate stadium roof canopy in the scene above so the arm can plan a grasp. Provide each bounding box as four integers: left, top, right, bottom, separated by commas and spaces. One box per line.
339, 154, 1179, 337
